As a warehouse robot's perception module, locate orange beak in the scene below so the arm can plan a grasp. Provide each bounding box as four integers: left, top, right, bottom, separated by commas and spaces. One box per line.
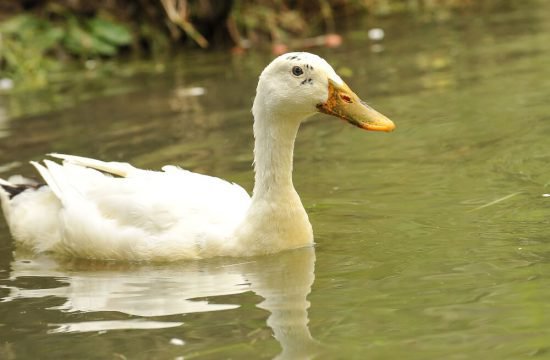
317, 79, 395, 132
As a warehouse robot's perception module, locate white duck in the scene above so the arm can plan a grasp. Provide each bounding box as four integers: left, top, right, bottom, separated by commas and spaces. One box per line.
0, 52, 394, 261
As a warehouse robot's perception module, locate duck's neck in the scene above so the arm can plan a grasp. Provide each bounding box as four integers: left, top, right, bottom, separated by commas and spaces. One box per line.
252, 109, 300, 197
231, 106, 313, 256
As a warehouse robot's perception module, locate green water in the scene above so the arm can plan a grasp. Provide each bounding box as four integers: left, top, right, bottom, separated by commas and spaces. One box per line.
1, 2, 550, 359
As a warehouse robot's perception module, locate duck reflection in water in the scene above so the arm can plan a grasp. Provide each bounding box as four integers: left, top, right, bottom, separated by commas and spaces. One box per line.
3, 246, 320, 359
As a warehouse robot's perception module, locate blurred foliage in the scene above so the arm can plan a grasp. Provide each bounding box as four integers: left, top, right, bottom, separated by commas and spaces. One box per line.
0, 0, 504, 90
0, 11, 132, 89
0, 14, 63, 88
64, 17, 132, 56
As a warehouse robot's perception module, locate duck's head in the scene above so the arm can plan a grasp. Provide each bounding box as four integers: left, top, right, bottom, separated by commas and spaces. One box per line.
253, 52, 395, 132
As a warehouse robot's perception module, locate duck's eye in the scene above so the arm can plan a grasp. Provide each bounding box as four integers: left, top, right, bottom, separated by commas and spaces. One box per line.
292, 66, 304, 77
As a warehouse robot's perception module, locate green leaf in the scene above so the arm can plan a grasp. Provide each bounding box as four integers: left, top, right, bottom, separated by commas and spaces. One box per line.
64, 18, 118, 56
87, 18, 132, 46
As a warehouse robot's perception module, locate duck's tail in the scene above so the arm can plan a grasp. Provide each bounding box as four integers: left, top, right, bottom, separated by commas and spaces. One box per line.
0, 177, 13, 207
0, 176, 43, 199
0, 176, 45, 223
1, 178, 28, 199
0, 172, 63, 253
0, 177, 13, 191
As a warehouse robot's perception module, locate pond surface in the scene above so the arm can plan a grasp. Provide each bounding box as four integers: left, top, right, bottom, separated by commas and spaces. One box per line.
1, 2, 550, 359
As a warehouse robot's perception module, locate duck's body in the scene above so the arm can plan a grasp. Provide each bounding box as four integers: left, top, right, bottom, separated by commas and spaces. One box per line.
0, 52, 394, 261
1, 152, 311, 261
2, 159, 252, 260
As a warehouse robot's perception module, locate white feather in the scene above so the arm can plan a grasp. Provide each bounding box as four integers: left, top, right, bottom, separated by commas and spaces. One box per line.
50, 153, 137, 177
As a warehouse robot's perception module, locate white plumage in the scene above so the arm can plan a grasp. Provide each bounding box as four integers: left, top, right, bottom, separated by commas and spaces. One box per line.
0, 52, 394, 261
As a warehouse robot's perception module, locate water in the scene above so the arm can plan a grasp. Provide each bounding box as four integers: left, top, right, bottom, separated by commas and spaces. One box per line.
1, 2, 550, 358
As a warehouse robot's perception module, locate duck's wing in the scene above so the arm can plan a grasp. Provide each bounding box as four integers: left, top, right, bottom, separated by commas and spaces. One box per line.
3, 154, 251, 260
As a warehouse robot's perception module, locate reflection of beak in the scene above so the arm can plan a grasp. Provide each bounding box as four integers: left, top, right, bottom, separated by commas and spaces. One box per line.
317, 79, 395, 132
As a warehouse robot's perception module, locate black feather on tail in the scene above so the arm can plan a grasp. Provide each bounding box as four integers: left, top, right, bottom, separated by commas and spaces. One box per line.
1, 183, 44, 200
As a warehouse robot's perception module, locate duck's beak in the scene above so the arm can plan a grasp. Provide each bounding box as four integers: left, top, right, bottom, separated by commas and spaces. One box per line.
317, 79, 395, 132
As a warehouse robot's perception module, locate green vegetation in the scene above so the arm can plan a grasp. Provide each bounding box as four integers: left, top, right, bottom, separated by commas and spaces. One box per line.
0, 0, 492, 90
0, 13, 132, 88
